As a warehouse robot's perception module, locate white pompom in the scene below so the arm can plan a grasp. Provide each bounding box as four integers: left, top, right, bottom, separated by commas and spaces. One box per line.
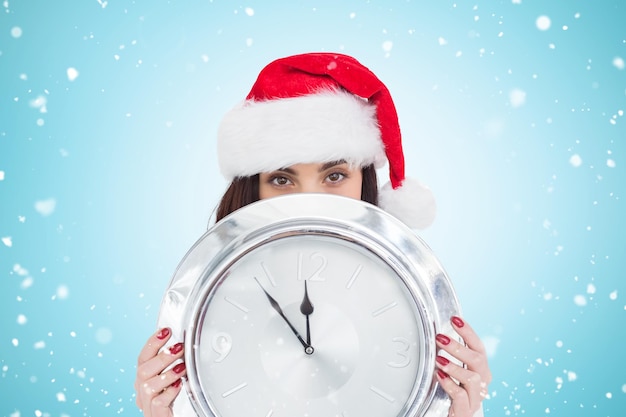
379, 177, 437, 229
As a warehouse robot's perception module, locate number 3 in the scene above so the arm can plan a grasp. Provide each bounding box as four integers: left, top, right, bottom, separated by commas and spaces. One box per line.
387, 337, 412, 368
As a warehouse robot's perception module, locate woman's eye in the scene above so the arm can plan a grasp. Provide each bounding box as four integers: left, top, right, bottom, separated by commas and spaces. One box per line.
326, 172, 345, 183
270, 176, 291, 186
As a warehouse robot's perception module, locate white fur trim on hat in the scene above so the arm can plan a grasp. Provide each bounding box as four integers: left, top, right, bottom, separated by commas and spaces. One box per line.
379, 177, 437, 230
217, 90, 386, 180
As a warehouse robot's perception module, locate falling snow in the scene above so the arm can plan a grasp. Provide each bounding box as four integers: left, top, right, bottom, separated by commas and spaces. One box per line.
2, 2, 624, 417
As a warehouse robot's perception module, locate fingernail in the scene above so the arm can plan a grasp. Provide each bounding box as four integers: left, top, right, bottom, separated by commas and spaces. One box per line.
451, 316, 465, 328
156, 328, 170, 340
436, 334, 451, 345
169, 342, 184, 355
437, 369, 448, 379
171, 378, 182, 388
173, 362, 186, 374
436, 355, 450, 366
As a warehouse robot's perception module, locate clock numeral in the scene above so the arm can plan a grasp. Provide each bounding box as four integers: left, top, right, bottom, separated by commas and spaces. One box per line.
212, 332, 233, 363
297, 251, 327, 281
387, 337, 412, 368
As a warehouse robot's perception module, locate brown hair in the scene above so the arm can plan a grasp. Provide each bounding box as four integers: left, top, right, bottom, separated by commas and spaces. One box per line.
215, 164, 379, 223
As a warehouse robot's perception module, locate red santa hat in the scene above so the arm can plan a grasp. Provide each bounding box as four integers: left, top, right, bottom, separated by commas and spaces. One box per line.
217, 52, 436, 229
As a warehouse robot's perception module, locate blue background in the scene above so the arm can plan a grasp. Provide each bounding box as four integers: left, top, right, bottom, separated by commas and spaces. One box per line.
1, 1, 624, 416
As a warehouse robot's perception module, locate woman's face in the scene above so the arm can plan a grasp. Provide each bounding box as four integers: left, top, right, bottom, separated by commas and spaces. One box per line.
259, 160, 363, 200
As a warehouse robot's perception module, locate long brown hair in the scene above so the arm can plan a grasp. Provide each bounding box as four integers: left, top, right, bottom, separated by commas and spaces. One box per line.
215, 164, 379, 223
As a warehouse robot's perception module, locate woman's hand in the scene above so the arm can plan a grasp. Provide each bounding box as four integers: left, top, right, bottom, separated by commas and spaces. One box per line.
435, 316, 492, 417
135, 328, 187, 417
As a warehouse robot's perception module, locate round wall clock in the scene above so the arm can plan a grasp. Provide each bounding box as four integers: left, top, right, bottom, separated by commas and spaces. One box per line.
158, 193, 462, 417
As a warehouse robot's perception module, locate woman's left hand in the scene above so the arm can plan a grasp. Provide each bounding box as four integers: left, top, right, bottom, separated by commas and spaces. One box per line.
434, 316, 492, 417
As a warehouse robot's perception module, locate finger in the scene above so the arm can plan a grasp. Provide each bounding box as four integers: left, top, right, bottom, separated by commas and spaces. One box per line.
138, 328, 172, 366
435, 331, 491, 386
436, 369, 470, 414
137, 342, 185, 390
450, 316, 492, 385
148, 379, 184, 417
450, 316, 486, 355
436, 355, 487, 412
139, 362, 187, 411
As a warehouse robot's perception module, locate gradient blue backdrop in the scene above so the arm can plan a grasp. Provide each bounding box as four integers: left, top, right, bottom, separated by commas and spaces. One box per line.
1, 1, 624, 416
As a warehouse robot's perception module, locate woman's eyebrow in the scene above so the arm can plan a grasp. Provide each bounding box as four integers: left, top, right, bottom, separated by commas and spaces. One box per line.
319, 160, 348, 172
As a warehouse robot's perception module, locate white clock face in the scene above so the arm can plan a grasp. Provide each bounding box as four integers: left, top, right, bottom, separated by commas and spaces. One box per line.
191, 235, 427, 417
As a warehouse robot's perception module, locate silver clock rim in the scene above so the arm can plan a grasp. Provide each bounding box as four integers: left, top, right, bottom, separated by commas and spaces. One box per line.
158, 193, 462, 417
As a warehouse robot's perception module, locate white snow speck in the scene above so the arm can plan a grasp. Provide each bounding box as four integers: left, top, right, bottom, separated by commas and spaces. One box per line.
607, 159, 616, 168
11, 338, 19, 347
567, 371, 577, 381
482, 335, 500, 358
244, 7, 254, 16
606, 392, 613, 399
17, 314, 27, 324
569, 154, 582, 167
622, 384, 626, 393
438, 37, 448, 46
509, 88, 526, 108
57, 392, 67, 402
613, 57, 625, 70
56, 285, 69, 300
556, 340, 563, 348
34, 340, 45, 349
29, 95, 47, 113
382, 41, 393, 52
573, 294, 587, 306
2, 236, 11, 247
10, 26, 22, 38
536, 15, 551, 31
512, 0, 521, 4
586, 283, 596, 294
95, 327, 113, 344
609, 290, 618, 300
246, 38, 253, 47
0, 170, 4, 180
66, 67, 79, 81
34, 198, 56, 216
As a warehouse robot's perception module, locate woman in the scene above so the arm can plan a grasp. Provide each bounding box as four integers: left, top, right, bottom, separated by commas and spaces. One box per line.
135, 53, 492, 417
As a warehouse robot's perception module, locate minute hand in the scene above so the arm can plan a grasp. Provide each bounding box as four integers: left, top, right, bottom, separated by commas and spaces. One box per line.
254, 278, 312, 354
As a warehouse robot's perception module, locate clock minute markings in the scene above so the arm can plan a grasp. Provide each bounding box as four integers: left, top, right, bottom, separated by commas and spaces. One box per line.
371, 301, 398, 317
369, 385, 396, 403
221, 382, 248, 398
345, 264, 363, 289
260, 261, 277, 287
224, 297, 250, 313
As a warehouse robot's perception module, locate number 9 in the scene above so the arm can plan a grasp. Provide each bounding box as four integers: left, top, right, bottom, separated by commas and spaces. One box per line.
212, 332, 232, 363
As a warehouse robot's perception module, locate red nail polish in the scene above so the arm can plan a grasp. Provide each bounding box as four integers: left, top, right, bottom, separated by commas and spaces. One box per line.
436, 334, 451, 345
437, 369, 448, 379
436, 355, 450, 366
171, 378, 182, 388
169, 343, 184, 355
156, 328, 170, 340
173, 362, 186, 374
451, 316, 465, 328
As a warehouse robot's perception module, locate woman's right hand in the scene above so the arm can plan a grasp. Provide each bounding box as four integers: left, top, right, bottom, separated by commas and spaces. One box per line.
135, 328, 187, 417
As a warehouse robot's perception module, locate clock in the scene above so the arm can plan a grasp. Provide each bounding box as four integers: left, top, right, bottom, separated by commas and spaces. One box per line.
158, 193, 462, 417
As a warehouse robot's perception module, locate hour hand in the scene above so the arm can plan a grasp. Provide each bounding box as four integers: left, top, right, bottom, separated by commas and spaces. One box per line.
254, 277, 313, 354
300, 281, 314, 347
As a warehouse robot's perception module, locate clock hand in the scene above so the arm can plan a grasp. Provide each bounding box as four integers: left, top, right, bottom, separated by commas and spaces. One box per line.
254, 277, 314, 355
299, 281, 314, 347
